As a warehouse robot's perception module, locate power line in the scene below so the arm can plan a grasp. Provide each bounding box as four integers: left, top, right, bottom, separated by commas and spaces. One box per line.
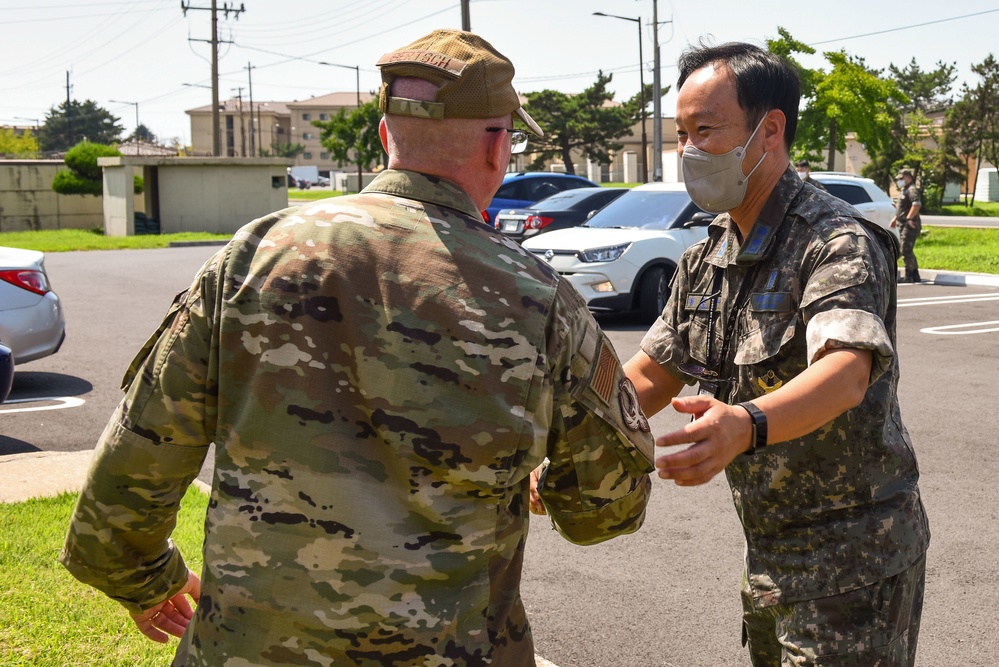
809, 8, 999, 46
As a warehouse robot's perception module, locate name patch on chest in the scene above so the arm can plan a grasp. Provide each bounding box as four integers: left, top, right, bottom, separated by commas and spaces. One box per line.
750, 292, 791, 312
685, 293, 720, 312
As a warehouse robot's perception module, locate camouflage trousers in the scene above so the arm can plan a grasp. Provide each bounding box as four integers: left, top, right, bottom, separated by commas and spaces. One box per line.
899, 221, 921, 280
740, 554, 926, 666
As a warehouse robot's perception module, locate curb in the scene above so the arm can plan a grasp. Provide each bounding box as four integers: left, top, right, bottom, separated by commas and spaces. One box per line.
0, 449, 210, 504
920, 268, 999, 287
167, 240, 228, 248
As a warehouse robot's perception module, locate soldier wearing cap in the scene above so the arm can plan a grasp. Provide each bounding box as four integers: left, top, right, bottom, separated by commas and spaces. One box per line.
624, 42, 929, 666
892, 168, 923, 282
60, 29, 654, 666
794, 159, 826, 191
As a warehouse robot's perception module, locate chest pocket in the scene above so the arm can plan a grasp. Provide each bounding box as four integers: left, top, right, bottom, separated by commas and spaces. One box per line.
733, 270, 799, 366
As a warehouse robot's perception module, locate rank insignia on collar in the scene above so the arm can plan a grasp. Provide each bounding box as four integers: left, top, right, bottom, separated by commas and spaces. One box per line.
756, 370, 783, 394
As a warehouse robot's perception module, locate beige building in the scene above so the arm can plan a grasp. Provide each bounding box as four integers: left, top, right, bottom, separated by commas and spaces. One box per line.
186, 92, 376, 171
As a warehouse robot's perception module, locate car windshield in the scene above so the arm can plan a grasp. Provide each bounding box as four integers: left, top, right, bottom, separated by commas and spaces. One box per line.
532, 189, 600, 211
585, 190, 694, 230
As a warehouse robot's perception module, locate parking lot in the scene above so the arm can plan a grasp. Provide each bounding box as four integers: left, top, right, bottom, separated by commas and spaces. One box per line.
2, 246, 997, 666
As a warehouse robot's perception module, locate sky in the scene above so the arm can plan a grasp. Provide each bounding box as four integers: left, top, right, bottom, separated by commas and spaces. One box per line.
1, 0, 998, 145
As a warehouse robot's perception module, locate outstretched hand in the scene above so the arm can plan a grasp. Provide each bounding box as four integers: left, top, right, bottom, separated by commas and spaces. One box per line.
129, 570, 201, 643
654, 395, 752, 486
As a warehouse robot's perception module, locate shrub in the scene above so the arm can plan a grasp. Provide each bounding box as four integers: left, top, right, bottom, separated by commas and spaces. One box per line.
52, 140, 143, 196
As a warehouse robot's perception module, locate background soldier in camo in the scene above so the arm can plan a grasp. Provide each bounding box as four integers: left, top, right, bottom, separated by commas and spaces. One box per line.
624, 42, 929, 666
892, 168, 923, 283
61, 28, 654, 667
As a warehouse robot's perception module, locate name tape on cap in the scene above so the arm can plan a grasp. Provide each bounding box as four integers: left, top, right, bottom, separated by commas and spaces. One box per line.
376, 50, 468, 77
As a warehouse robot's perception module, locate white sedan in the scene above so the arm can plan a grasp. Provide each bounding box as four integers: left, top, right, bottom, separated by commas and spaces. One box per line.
522, 182, 713, 324
811, 172, 899, 238
0, 246, 65, 367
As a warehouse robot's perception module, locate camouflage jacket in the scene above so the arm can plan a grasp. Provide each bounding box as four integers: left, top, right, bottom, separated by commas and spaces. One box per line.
642, 166, 930, 606
895, 183, 923, 230
61, 169, 654, 666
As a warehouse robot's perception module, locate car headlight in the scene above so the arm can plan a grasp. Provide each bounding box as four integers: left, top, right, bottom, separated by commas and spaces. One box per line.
580, 243, 630, 263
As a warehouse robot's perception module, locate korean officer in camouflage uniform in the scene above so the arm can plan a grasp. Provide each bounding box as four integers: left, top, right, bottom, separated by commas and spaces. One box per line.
892, 168, 923, 283
61, 29, 654, 667
624, 43, 930, 666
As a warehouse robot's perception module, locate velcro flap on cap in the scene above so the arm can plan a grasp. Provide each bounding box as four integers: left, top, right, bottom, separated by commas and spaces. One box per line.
376, 50, 467, 77
386, 96, 445, 119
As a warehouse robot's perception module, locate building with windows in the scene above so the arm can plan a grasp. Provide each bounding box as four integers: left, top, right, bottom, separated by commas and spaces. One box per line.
186, 92, 376, 171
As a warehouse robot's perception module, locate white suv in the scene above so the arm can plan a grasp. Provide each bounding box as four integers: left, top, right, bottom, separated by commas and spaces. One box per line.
810, 172, 899, 237
522, 182, 713, 323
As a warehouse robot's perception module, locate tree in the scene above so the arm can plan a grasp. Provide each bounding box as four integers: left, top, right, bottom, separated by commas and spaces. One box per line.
38, 99, 123, 153
126, 123, 157, 143
946, 54, 999, 205
888, 58, 957, 114
313, 100, 385, 188
0, 127, 38, 158
51, 141, 142, 196
523, 71, 636, 175
768, 29, 906, 189
260, 141, 305, 158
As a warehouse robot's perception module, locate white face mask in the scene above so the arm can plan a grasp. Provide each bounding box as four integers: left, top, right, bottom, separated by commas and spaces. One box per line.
896, 179, 907, 189
681, 115, 768, 214
797, 170, 809, 181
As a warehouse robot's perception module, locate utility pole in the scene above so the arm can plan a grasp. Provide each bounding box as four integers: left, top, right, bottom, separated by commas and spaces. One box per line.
651, 0, 662, 181
245, 62, 256, 157
65, 71, 72, 145
461, 0, 471, 30
182, 1, 245, 157
233, 87, 246, 156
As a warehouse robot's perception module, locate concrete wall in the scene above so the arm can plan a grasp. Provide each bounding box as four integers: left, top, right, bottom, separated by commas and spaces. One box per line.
99, 157, 292, 236
0, 160, 103, 231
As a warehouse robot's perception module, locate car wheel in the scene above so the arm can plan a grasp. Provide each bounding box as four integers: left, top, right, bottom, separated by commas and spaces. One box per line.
638, 265, 672, 324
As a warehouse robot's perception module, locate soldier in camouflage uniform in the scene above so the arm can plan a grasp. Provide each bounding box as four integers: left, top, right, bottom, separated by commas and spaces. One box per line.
624, 43, 929, 666
892, 168, 923, 283
794, 159, 826, 191
61, 29, 654, 667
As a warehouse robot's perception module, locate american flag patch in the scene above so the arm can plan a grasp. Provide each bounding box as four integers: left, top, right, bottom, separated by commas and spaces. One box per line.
589, 339, 617, 406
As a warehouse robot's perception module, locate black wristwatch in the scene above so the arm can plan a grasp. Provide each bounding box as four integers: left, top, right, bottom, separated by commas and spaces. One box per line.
738, 401, 768, 456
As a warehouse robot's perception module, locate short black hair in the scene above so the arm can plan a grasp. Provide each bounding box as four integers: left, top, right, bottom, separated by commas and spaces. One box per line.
796, 159, 810, 168
677, 41, 800, 150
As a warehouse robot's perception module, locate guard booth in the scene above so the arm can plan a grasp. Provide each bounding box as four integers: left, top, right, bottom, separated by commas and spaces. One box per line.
98, 156, 294, 236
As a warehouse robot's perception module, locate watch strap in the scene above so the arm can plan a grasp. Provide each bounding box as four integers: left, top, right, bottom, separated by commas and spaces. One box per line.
738, 401, 767, 456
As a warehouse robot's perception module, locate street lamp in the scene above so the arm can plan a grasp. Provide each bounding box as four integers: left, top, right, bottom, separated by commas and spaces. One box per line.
109, 99, 140, 139
317, 61, 363, 193
593, 12, 647, 183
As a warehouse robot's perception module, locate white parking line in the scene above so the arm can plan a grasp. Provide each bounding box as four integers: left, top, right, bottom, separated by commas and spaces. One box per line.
899, 292, 999, 307
0, 396, 86, 413
920, 320, 999, 335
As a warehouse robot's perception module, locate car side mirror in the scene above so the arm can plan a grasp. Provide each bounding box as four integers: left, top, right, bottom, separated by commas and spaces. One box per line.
586, 210, 598, 220
0, 343, 13, 404
684, 211, 716, 228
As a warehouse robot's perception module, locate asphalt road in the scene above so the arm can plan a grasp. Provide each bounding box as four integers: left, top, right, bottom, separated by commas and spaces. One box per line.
923, 214, 999, 228
2, 246, 997, 666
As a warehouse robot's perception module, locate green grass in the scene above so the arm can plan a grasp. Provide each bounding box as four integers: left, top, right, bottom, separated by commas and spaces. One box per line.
287, 189, 344, 201
938, 200, 999, 217
0, 488, 207, 666
0, 229, 231, 252
914, 225, 999, 275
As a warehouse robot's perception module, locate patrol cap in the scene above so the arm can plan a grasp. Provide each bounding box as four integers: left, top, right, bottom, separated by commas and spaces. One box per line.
376, 28, 544, 137
896, 168, 913, 179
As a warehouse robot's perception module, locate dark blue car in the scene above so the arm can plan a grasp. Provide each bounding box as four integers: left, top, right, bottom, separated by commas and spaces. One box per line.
482, 172, 599, 225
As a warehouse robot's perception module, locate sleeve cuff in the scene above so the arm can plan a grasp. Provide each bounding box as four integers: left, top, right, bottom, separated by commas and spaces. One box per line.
806, 309, 894, 382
